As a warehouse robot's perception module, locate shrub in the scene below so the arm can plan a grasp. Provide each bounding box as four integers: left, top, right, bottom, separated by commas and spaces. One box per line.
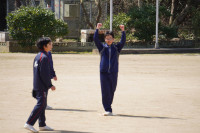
160, 25, 178, 40
192, 9, 200, 39
103, 13, 131, 35
128, 4, 177, 41
6, 6, 68, 46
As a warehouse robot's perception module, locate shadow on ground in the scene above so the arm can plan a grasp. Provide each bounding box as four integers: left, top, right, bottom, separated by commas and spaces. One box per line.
48, 108, 96, 112
40, 130, 92, 133
116, 114, 183, 120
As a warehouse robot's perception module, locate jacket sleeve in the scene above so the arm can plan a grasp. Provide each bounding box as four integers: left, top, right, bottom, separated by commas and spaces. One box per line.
93, 29, 104, 52
40, 56, 53, 89
116, 31, 126, 53
48, 52, 56, 79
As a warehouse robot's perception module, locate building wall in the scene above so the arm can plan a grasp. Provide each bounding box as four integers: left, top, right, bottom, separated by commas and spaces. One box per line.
0, 0, 7, 31
54, 0, 80, 38
54, 0, 108, 39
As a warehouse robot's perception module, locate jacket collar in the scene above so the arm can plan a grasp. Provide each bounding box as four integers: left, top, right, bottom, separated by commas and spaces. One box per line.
40, 50, 48, 56
104, 43, 113, 47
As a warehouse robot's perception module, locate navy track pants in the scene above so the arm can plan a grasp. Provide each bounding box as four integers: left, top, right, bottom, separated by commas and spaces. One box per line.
100, 72, 118, 112
27, 90, 47, 127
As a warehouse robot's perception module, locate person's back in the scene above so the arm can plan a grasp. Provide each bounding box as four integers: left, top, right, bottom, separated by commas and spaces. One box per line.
33, 51, 52, 92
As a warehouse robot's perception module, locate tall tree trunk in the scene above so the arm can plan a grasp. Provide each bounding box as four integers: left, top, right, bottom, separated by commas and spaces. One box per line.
138, 0, 143, 8
80, 2, 94, 29
172, 4, 191, 26
169, 0, 175, 25
95, 0, 102, 25
172, 0, 192, 26
15, 0, 21, 9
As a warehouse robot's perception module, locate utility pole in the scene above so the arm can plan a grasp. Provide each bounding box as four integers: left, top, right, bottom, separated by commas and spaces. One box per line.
110, 0, 113, 31
155, 0, 159, 49
6, 0, 9, 30
59, 0, 61, 19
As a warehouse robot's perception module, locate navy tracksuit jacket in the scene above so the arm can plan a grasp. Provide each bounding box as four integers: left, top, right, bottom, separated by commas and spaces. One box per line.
93, 29, 126, 112
27, 51, 53, 127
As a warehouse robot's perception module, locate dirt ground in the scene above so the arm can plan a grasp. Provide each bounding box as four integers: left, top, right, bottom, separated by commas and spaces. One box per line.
0, 53, 200, 133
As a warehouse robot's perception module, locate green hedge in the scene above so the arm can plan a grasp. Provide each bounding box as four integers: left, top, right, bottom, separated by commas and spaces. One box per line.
6, 6, 68, 46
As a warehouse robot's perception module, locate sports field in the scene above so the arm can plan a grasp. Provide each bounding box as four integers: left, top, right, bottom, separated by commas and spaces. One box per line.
0, 53, 200, 133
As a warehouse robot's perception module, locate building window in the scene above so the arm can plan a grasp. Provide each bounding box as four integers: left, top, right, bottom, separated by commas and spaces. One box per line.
64, 4, 78, 18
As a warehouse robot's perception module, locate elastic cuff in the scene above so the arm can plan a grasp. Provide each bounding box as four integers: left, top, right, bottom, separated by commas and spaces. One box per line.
49, 84, 53, 88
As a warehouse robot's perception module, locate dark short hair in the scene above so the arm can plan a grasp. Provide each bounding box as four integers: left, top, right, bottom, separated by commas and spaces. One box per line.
104, 31, 114, 38
36, 37, 52, 50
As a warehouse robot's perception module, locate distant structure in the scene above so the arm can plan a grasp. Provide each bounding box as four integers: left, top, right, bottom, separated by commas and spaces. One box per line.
0, 0, 107, 39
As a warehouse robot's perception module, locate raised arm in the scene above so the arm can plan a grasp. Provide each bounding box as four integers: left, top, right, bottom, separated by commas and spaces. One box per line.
93, 23, 103, 52
116, 25, 126, 53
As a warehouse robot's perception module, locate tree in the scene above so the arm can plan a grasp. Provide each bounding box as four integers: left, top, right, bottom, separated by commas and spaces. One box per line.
112, 0, 136, 14
160, 0, 200, 27
15, 0, 21, 9
80, 0, 102, 29
192, 9, 200, 39
128, 4, 177, 41
101, 0, 199, 41
169, 0, 175, 25
103, 12, 131, 34
6, 6, 68, 46
138, 0, 143, 8
171, 0, 193, 27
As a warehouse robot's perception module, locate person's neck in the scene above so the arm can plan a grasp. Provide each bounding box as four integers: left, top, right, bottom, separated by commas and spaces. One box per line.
43, 48, 48, 52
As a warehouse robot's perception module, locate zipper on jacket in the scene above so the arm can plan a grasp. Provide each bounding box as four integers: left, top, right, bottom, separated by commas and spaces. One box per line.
108, 46, 111, 73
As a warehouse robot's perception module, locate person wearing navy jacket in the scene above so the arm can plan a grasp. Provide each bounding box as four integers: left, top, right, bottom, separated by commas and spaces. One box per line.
32, 51, 57, 110
24, 37, 56, 133
94, 23, 126, 116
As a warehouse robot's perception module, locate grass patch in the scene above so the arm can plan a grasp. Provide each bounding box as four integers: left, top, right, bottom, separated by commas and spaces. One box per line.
62, 39, 77, 42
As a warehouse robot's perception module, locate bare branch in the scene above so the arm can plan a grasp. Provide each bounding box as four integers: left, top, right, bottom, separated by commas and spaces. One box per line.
169, 0, 175, 25
96, 0, 102, 25
172, 1, 192, 26
80, 2, 94, 29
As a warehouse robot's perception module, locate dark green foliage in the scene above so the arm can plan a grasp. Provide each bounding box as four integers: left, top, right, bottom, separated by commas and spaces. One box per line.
103, 4, 178, 41
6, 6, 68, 46
128, 4, 177, 41
192, 9, 200, 39
160, 25, 178, 39
103, 12, 131, 35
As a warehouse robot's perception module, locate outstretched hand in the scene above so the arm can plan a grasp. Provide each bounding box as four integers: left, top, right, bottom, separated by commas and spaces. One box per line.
97, 23, 102, 29
119, 25, 125, 31
97, 23, 124, 31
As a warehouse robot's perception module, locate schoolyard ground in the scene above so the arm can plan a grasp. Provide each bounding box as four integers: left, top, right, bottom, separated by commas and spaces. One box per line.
0, 53, 200, 133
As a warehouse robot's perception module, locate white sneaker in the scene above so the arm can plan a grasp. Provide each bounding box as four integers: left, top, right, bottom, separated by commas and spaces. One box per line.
46, 105, 53, 110
24, 123, 38, 133
103, 111, 113, 116
39, 125, 54, 131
